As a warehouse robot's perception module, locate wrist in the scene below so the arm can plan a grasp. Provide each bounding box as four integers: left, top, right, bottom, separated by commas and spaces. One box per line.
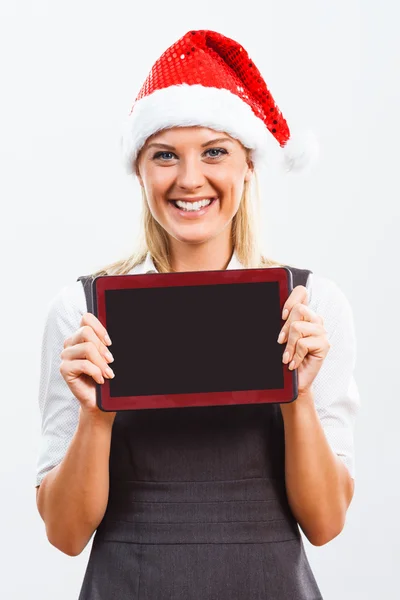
296, 388, 315, 403
79, 406, 117, 430
280, 389, 315, 417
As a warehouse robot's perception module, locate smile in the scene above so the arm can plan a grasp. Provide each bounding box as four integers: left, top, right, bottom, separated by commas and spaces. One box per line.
168, 197, 218, 217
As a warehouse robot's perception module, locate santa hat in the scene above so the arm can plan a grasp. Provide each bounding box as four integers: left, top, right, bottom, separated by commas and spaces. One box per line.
121, 30, 319, 175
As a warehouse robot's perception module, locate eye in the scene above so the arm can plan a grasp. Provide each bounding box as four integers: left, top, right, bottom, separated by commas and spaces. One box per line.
204, 148, 228, 158
151, 148, 228, 161
152, 151, 176, 161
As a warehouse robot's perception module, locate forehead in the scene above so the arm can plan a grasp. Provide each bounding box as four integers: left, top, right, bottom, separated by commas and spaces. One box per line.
144, 126, 241, 148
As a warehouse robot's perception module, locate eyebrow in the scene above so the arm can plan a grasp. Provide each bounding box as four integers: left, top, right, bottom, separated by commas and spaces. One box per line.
146, 137, 234, 151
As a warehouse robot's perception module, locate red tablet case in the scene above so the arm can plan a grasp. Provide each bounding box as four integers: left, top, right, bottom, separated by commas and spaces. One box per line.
92, 267, 297, 411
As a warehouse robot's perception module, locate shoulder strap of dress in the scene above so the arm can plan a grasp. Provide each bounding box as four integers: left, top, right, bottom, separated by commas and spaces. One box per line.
287, 266, 313, 289
77, 275, 94, 314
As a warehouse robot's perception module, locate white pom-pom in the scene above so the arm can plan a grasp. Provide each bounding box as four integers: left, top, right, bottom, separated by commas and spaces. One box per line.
281, 129, 320, 174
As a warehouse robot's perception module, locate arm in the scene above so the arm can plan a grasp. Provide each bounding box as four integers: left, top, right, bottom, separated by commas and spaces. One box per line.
36, 408, 115, 556
278, 275, 360, 546
280, 391, 354, 546
35, 281, 115, 556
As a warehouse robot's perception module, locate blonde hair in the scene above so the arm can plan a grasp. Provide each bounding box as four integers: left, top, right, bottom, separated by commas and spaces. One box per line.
91, 151, 291, 277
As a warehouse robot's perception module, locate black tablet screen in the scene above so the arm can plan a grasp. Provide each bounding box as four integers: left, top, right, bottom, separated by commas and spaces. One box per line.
105, 281, 283, 397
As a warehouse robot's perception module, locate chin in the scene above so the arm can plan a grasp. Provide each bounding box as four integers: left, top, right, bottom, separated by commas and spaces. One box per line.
170, 232, 215, 245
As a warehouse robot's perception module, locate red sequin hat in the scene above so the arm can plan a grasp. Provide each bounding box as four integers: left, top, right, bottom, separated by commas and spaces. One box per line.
121, 30, 318, 175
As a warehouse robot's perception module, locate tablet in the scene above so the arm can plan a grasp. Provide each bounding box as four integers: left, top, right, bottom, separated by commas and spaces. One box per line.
92, 267, 297, 411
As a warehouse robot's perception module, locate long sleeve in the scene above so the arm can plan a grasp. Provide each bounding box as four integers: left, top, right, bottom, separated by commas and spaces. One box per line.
306, 273, 360, 479
35, 281, 87, 487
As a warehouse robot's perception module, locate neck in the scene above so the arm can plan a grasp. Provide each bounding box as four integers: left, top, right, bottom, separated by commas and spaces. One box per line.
169, 236, 234, 273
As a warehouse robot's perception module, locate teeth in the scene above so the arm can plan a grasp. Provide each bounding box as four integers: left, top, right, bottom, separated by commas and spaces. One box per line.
175, 199, 213, 211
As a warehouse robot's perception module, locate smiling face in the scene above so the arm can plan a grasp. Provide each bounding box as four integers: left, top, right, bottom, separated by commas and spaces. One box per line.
135, 126, 253, 250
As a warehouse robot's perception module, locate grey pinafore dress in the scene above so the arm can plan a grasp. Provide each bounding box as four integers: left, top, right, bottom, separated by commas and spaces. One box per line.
77, 267, 323, 600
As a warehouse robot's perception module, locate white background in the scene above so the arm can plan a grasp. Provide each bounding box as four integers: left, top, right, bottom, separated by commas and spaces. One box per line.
1, 1, 399, 598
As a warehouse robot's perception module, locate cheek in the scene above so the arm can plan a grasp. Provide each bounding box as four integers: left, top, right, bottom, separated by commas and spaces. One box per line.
212, 165, 245, 191
220, 175, 245, 204
143, 167, 174, 197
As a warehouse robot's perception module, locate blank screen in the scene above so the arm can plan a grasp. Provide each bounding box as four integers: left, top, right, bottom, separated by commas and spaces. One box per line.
104, 281, 283, 397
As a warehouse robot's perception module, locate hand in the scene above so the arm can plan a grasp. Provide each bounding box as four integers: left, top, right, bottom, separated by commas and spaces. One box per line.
60, 312, 117, 423
277, 285, 330, 397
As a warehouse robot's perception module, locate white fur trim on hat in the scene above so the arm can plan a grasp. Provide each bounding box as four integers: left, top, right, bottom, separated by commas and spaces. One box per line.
120, 83, 274, 174
281, 129, 320, 174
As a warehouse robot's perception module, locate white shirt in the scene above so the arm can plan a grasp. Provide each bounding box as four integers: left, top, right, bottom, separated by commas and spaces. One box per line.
35, 251, 360, 487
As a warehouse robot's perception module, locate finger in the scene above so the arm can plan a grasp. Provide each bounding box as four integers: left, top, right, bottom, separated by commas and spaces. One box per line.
61, 339, 115, 378
60, 356, 106, 386
61, 340, 115, 381
64, 322, 113, 361
278, 303, 323, 344
281, 285, 308, 321
82, 312, 112, 346
287, 334, 329, 371
63, 327, 114, 375
282, 321, 325, 365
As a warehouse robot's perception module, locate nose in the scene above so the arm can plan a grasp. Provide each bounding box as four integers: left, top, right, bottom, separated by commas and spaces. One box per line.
175, 155, 206, 191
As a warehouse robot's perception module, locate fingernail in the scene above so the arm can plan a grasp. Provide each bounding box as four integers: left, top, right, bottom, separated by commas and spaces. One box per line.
105, 350, 114, 363
105, 366, 115, 378
277, 331, 285, 344
282, 351, 290, 364
289, 360, 296, 370
104, 333, 112, 346
282, 308, 289, 320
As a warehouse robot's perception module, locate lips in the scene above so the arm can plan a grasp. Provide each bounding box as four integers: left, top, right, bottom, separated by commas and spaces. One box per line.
169, 197, 218, 216
169, 196, 218, 203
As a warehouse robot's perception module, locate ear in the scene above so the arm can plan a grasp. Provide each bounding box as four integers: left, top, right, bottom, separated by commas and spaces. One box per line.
137, 174, 144, 188
244, 159, 254, 183
135, 163, 144, 188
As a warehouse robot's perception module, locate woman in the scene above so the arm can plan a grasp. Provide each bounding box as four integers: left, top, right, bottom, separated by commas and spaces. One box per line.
35, 30, 360, 599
